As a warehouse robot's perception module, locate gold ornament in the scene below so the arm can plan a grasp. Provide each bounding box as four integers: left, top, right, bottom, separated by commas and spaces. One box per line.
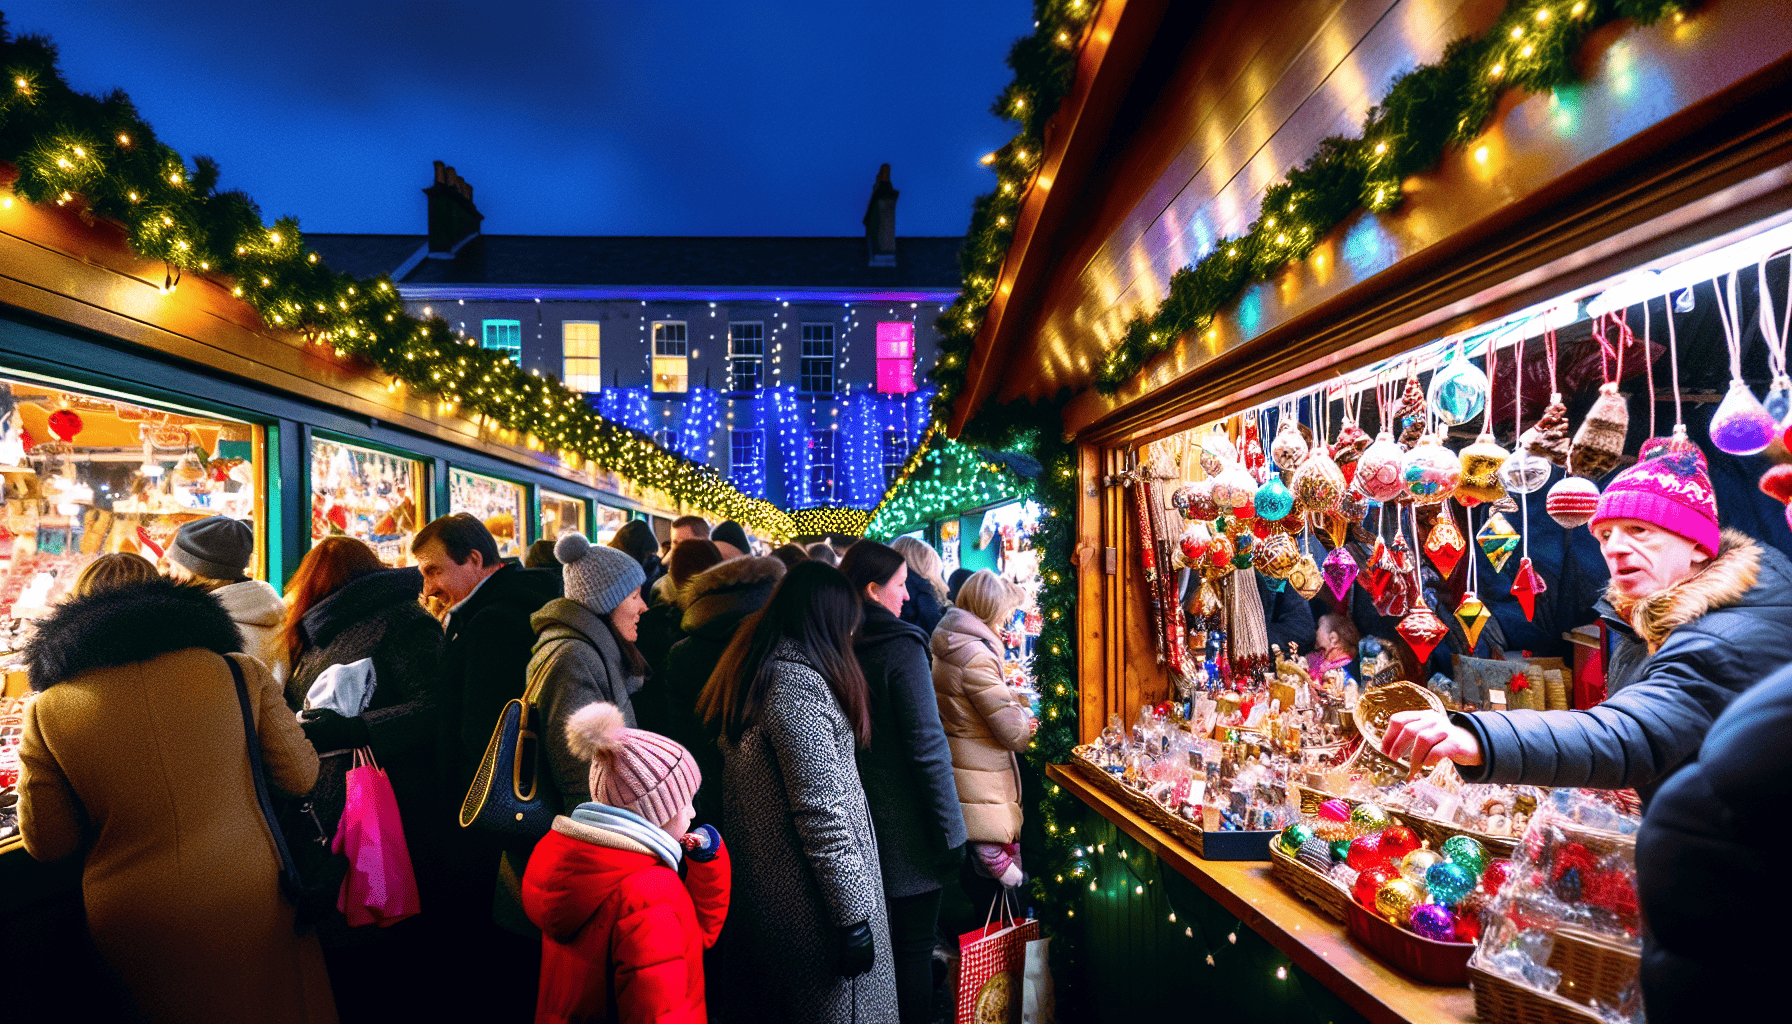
1457, 434, 1509, 506
1375, 877, 1426, 925
1288, 553, 1324, 599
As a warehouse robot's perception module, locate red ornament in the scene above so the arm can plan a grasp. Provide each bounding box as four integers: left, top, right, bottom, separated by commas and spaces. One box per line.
47, 408, 83, 442
1397, 606, 1450, 663
1511, 557, 1547, 621
1424, 517, 1466, 577
1364, 539, 1394, 602
1378, 824, 1421, 862
1452, 894, 1486, 943
1346, 834, 1390, 873
1352, 865, 1396, 909
1480, 859, 1515, 895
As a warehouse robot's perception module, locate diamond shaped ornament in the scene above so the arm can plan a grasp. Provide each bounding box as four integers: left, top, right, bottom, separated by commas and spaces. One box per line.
1512, 557, 1547, 621
1477, 512, 1520, 574
1455, 592, 1492, 649
1425, 517, 1467, 578
1397, 605, 1450, 663
1322, 546, 1359, 600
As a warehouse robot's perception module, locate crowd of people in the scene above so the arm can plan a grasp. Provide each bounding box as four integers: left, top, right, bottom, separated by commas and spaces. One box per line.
14, 510, 1036, 1024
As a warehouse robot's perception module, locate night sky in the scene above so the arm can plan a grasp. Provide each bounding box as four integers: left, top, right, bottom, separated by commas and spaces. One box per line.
2, 1, 1028, 238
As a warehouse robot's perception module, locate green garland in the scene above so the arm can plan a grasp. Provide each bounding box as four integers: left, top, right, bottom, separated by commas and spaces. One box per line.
864, 435, 1031, 539
0, 19, 796, 540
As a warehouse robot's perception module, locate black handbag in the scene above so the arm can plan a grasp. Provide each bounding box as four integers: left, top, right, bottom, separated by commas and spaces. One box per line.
457, 632, 571, 839
228, 654, 346, 934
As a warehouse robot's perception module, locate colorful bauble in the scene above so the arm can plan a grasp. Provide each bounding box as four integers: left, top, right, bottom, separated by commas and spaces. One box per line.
1199, 430, 1237, 476
1511, 556, 1547, 622
1333, 420, 1372, 465
1476, 511, 1521, 572
1710, 379, 1778, 456
1317, 799, 1353, 823
1291, 450, 1348, 515
1399, 848, 1442, 885
1188, 480, 1220, 521
1297, 837, 1335, 874
1278, 823, 1316, 854
1346, 834, 1388, 872
1480, 859, 1515, 895
1457, 435, 1509, 506
1330, 839, 1352, 863
1428, 348, 1489, 426
1455, 592, 1492, 649
1350, 802, 1393, 832
1178, 523, 1212, 564
47, 409, 83, 442
1172, 483, 1202, 520
1424, 517, 1467, 577
1397, 606, 1450, 663
1498, 449, 1552, 495
1355, 432, 1408, 501
1254, 475, 1295, 521
1375, 877, 1427, 925
1439, 835, 1490, 878
1378, 825, 1422, 862
1288, 553, 1324, 600
1408, 903, 1457, 941
1424, 861, 1477, 907
1402, 436, 1461, 504
1213, 465, 1259, 511
1253, 531, 1300, 578
1353, 865, 1396, 910
1270, 419, 1309, 470
1453, 894, 1486, 943
1322, 547, 1359, 601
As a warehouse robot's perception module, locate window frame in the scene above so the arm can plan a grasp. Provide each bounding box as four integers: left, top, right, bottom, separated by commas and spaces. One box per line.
561, 320, 602, 393
729, 321, 765, 392
730, 428, 764, 478
809, 428, 840, 503
881, 428, 911, 489
481, 319, 522, 362
800, 323, 835, 394
651, 320, 689, 393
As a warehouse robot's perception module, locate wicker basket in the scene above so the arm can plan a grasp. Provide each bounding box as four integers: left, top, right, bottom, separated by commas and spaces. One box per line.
1293, 786, 1520, 859
1547, 927, 1639, 1011
1469, 965, 1609, 1024
1267, 839, 1351, 921
1066, 748, 1274, 860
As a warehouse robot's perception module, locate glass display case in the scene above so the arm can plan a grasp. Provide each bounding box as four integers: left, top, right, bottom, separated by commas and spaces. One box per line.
592, 503, 630, 545
310, 436, 425, 567
450, 468, 525, 559
540, 489, 586, 542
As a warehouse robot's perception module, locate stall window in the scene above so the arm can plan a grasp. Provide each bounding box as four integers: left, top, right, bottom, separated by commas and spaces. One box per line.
729, 322, 764, 392
809, 429, 840, 503
0, 375, 264, 646
310, 436, 424, 567
482, 320, 522, 362
592, 503, 630, 545
562, 322, 602, 393
801, 324, 835, 394
652, 322, 688, 393
449, 468, 525, 559
540, 489, 586, 540
875, 321, 916, 394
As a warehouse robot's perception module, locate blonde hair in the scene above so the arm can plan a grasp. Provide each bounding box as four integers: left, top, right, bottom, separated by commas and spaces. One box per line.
890, 535, 948, 602
74, 552, 160, 598
956, 569, 1023, 629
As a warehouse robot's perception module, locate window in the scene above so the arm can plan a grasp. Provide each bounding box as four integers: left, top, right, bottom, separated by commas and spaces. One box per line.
809, 429, 840, 502
654, 427, 678, 451
800, 323, 835, 394
562, 321, 601, 393
652, 321, 688, 393
730, 429, 764, 478
882, 428, 911, 488
729, 322, 764, 392
875, 321, 916, 394
481, 319, 522, 362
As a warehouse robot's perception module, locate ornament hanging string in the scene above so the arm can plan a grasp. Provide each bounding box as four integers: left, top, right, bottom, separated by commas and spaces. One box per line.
1757, 251, 1789, 384
1713, 270, 1744, 383
1664, 292, 1686, 435
1544, 323, 1561, 402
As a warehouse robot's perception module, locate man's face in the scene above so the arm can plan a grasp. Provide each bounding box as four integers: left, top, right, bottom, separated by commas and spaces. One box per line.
671, 525, 702, 544
1595, 517, 1709, 601
415, 539, 493, 606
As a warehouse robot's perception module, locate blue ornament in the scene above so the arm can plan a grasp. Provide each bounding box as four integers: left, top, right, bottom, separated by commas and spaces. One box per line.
1424, 861, 1476, 907
1254, 476, 1295, 520
1427, 348, 1488, 426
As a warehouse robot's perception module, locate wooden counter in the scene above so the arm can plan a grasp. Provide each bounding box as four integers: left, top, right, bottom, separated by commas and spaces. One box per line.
1048, 762, 1476, 1024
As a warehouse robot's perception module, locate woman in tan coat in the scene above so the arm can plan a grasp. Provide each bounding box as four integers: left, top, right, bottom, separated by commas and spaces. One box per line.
17, 577, 337, 1024
931, 570, 1035, 891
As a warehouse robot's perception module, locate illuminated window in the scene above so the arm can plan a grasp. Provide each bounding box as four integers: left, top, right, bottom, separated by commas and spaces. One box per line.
652, 321, 687, 393
654, 427, 678, 451
730, 429, 764, 481
481, 319, 521, 362
562, 321, 601, 393
875, 322, 916, 394
882, 428, 911, 488
809, 429, 840, 502
800, 324, 834, 394
729, 322, 764, 392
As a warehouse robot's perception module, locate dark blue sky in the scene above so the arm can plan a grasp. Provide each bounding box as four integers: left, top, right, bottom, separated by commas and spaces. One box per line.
5, 1, 1028, 238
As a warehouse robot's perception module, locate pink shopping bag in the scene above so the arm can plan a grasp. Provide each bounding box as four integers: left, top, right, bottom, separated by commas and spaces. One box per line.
955, 895, 1040, 1024
333, 749, 421, 927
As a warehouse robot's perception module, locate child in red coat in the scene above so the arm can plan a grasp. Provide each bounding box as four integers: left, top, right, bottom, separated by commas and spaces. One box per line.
523, 703, 730, 1024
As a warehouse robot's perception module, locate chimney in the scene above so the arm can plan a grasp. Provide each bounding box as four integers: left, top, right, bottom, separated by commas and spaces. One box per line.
862, 164, 898, 268
425, 161, 483, 253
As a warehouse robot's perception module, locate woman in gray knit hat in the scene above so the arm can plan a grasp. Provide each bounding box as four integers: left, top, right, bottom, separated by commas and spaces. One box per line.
165, 515, 289, 684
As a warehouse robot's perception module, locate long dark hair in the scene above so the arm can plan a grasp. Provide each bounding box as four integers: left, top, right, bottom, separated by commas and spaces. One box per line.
838, 539, 906, 600
696, 561, 870, 747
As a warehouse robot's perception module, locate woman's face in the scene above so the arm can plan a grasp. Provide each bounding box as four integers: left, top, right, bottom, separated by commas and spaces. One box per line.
867, 563, 909, 616
610, 589, 648, 642
1595, 517, 1709, 601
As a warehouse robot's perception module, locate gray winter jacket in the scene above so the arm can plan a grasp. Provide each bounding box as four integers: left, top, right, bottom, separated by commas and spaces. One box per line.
531, 598, 643, 811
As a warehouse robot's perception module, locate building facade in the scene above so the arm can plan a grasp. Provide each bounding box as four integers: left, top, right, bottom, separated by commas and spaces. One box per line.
311, 163, 960, 511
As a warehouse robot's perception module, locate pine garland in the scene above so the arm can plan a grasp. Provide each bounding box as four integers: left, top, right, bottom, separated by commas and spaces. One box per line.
0, 19, 797, 539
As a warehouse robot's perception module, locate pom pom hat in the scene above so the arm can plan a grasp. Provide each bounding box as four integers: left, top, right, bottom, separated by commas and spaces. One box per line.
565, 702, 700, 828
556, 531, 646, 614
1589, 439, 1721, 556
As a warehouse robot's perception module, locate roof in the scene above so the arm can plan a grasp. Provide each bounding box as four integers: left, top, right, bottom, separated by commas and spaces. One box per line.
305, 233, 963, 293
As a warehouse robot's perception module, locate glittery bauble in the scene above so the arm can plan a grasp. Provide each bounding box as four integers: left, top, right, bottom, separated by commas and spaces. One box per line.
1179, 523, 1213, 564
1457, 436, 1509, 507
1428, 350, 1489, 426
1199, 430, 1238, 476
1279, 823, 1317, 854
1378, 825, 1421, 862
1186, 480, 1220, 521
1400, 849, 1442, 887
1330, 839, 1352, 863
1322, 547, 1359, 601
1292, 450, 1348, 515
1439, 836, 1490, 878
1253, 531, 1300, 578
1477, 511, 1521, 572
1351, 803, 1393, 832
1213, 465, 1258, 511
1425, 861, 1476, 907
1423, 517, 1466, 577
1356, 432, 1407, 501
1402, 436, 1462, 504
1709, 379, 1778, 456
1498, 449, 1552, 495
1479, 859, 1515, 895
47, 408, 83, 442
1346, 834, 1389, 872
1271, 419, 1309, 470
1297, 838, 1335, 874
1288, 553, 1324, 600
1452, 902, 1484, 943
1254, 475, 1295, 521
1353, 865, 1395, 909
1375, 877, 1426, 925
1205, 533, 1236, 575
1408, 903, 1458, 941
1397, 606, 1450, 663
1172, 483, 1201, 520
1545, 476, 1601, 528
1317, 799, 1353, 823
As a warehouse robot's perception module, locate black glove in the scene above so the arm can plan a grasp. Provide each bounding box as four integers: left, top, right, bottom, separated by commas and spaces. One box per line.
933, 842, 966, 885
300, 709, 371, 752
837, 920, 875, 978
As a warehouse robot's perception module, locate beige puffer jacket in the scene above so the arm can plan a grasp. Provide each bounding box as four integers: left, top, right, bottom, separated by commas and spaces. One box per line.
931, 606, 1032, 843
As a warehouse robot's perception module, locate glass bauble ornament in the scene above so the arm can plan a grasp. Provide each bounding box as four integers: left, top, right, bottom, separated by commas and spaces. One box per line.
1353, 865, 1396, 909
1351, 802, 1393, 832
1709, 379, 1777, 456
1399, 848, 1443, 885
1212, 464, 1258, 512
1409, 903, 1458, 941
1252, 532, 1299, 578
1339, 487, 1369, 525
1204, 533, 1236, 578
1178, 523, 1212, 565
1477, 512, 1521, 572
1398, 606, 1449, 662
1425, 862, 1476, 908
1297, 838, 1335, 874
1511, 556, 1547, 621
1396, 372, 1428, 446
1497, 449, 1552, 495
1452, 902, 1484, 943
1428, 348, 1489, 426
1457, 435, 1509, 506
1187, 479, 1220, 521
1480, 859, 1515, 895
1423, 517, 1466, 577
1317, 798, 1352, 823
1402, 435, 1461, 504
1355, 432, 1407, 501
1439, 836, 1489, 878
1291, 449, 1348, 515
1332, 420, 1371, 466
1322, 547, 1359, 600
1254, 475, 1295, 521
1375, 877, 1426, 925
1270, 418, 1308, 470
1288, 553, 1324, 600
1766, 375, 1792, 428
1241, 420, 1265, 475
1278, 823, 1317, 854
1199, 429, 1237, 475
1171, 483, 1200, 520
1545, 476, 1600, 529
1379, 825, 1421, 862
1455, 593, 1491, 649
1347, 834, 1388, 872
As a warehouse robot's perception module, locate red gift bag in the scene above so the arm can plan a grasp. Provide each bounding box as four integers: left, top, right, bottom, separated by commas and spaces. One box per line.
956, 896, 1040, 1024
333, 749, 421, 928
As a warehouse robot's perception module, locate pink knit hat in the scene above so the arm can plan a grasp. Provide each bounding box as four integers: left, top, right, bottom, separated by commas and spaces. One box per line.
564, 703, 700, 827
1589, 438, 1721, 555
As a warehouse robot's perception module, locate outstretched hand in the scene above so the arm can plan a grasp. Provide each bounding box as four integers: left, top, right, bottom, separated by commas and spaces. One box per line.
1380, 709, 1483, 779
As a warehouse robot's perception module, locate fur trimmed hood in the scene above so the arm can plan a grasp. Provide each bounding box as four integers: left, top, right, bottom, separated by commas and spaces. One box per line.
1608, 530, 1776, 653
26, 577, 243, 690
680, 556, 783, 641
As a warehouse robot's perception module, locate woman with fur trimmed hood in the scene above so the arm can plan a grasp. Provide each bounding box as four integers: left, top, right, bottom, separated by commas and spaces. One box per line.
16, 578, 336, 1023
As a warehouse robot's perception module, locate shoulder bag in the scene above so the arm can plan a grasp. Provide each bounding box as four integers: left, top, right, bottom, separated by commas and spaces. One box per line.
458, 630, 578, 839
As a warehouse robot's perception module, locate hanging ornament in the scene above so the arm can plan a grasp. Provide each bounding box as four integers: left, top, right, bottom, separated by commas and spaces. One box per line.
1511, 557, 1547, 621
1455, 592, 1492, 649
1339, 487, 1369, 526
1364, 538, 1395, 604
1498, 450, 1552, 495
1209, 464, 1250, 510
47, 408, 83, 443
1322, 546, 1359, 600
1402, 435, 1461, 504
1171, 483, 1199, 520
1356, 432, 1407, 501
1178, 523, 1213, 566
1332, 421, 1371, 467
1570, 384, 1629, 478
1254, 475, 1295, 521
1476, 512, 1520, 573
1288, 553, 1324, 600
1395, 370, 1428, 447
1252, 531, 1300, 578
1526, 399, 1573, 466
1204, 533, 1236, 579
1189, 479, 1220, 521
1707, 268, 1777, 455
1765, 376, 1792, 427
1241, 419, 1266, 476
1398, 604, 1450, 662
1291, 450, 1347, 516
1428, 346, 1489, 426
1545, 476, 1600, 529
1270, 415, 1308, 470
1424, 516, 1467, 577
1199, 428, 1237, 476
1457, 435, 1509, 506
